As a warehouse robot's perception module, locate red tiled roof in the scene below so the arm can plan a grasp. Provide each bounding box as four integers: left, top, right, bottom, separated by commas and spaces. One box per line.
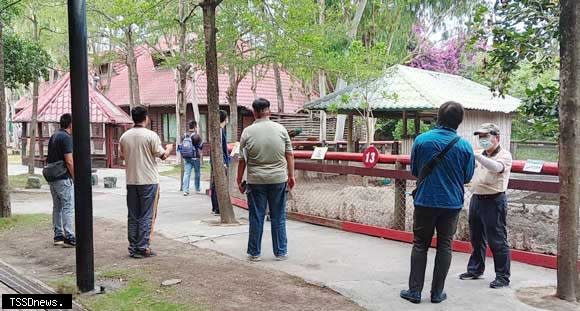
106, 47, 314, 112
14, 80, 60, 110
13, 73, 133, 124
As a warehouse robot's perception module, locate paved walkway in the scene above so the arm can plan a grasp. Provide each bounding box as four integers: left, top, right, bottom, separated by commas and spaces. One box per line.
9, 166, 558, 311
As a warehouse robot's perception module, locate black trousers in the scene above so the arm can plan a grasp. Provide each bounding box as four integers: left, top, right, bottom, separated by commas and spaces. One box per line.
127, 184, 159, 255
210, 167, 228, 213
467, 193, 511, 282
409, 206, 460, 294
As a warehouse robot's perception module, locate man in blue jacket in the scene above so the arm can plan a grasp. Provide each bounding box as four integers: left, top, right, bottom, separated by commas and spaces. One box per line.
401, 101, 475, 304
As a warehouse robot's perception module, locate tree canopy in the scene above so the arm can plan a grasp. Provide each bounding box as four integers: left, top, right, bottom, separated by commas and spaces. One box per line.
3, 31, 50, 89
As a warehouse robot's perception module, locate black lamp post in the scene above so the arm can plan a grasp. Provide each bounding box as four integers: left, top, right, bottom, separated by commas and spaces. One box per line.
66, 0, 95, 293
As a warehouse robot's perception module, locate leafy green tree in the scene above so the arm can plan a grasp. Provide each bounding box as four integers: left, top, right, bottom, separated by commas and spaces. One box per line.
470, 1, 559, 139
0, 0, 22, 218
0, 0, 50, 217
90, 0, 166, 109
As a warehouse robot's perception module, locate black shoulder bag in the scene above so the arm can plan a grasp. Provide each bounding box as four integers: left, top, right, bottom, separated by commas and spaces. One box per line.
411, 136, 461, 199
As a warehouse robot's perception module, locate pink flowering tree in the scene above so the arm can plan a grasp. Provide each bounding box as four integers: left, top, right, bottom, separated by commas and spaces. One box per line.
408, 23, 474, 75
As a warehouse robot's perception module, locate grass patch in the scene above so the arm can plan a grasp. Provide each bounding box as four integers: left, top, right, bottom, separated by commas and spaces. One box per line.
80, 268, 204, 311
515, 146, 559, 162
50, 275, 78, 296
50, 268, 207, 311
160, 164, 211, 178
0, 214, 50, 234
82, 279, 195, 311
8, 153, 21, 165
9, 173, 45, 189
159, 165, 181, 178
97, 269, 132, 280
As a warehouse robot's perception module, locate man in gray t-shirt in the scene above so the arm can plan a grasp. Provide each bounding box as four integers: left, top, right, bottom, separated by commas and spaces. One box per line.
237, 98, 296, 262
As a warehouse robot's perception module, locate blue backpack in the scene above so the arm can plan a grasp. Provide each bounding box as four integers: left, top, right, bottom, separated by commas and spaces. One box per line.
181, 134, 200, 159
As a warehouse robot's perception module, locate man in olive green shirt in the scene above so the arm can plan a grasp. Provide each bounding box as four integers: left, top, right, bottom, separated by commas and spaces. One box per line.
237, 98, 295, 262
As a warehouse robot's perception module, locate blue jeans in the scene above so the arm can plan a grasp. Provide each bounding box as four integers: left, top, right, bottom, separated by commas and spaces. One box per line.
49, 178, 75, 241
182, 158, 201, 193
247, 182, 288, 257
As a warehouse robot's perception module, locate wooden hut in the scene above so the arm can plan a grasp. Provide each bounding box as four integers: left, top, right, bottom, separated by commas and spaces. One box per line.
12, 73, 133, 168
305, 65, 522, 154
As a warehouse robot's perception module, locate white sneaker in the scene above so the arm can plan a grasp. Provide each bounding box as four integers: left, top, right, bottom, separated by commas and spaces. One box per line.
248, 255, 262, 262
183, 192, 189, 196
275, 255, 288, 261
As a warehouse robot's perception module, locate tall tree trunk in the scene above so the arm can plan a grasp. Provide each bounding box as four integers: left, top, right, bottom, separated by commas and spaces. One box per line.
125, 28, 141, 109
177, 0, 191, 190
334, 0, 368, 142
0, 21, 11, 218
27, 80, 39, 174
272, 62, 284, 113
191, 73, 200, 125
318, 0, 327, 142
28, 15, 40, 175
557, 0, 580, 302
103, 29, 114, 94
202, 0, 236, 224
226, 65, 239, 141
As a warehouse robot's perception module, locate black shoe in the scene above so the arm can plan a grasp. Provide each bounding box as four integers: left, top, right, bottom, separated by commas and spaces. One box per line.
63, 239, 76, 248
459, 272, 482, 280
490, 278, 509, 289
400, 289, 421, 304
53, 237, 65, 246
431, 292, 447, 303
133, 250, 157, 259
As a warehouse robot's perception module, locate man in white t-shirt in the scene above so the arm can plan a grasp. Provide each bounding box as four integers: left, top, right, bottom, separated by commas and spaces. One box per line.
120, 106, 173, 259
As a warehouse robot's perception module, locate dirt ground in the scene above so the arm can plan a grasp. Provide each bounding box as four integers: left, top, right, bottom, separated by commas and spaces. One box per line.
0, 216, 363, 311
516, 287, 580, 311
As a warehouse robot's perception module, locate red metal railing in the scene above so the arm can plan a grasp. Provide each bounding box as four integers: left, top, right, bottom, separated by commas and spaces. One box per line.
229, 149, 573, 270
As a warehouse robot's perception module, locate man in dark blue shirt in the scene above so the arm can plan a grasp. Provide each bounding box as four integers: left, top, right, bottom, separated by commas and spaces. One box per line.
46, 113, 76, 248
401, 101, 475, 304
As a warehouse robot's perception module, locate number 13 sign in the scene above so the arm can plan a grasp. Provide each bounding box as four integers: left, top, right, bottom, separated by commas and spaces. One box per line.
362, 145, 379, 168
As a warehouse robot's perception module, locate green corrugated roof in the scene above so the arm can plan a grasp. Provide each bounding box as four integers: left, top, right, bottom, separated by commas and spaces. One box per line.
305, 65, 521, 114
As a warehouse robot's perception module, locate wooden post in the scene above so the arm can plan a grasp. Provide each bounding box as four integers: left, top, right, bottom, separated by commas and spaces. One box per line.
392, 141, 400, 155
393, 161, 406, 230
402, 111, 408, 138
414, 114, 420, 137
346, 113, 354, 152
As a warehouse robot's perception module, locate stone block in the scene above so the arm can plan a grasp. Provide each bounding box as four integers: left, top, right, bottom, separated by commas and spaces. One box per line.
26, 176, 42, 189
104, 177, 117, 189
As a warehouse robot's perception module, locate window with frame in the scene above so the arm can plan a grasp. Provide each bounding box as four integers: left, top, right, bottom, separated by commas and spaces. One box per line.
90, 124, 106, 154
199, 114, 208, 142
162, 114, 177, 143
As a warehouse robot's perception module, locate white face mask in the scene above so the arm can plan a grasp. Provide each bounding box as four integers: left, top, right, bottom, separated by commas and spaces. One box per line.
478, 137, 493, 150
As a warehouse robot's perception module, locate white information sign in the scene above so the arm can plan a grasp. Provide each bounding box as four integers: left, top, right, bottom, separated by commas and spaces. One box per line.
523, 159, 544, 173
311, 147, 328, 160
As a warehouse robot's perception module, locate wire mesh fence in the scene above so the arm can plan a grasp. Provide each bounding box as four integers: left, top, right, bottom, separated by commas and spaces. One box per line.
229, 158, 573, 260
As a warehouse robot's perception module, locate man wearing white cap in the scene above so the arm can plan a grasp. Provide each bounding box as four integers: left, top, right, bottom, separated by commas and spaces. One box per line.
459, 123, 513, 289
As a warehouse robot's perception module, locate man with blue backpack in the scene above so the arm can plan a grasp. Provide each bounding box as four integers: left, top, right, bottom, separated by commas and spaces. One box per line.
181, 120, 203, 196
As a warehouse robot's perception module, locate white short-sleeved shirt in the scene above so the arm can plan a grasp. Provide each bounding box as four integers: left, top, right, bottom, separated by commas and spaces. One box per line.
119, 127, 166, 185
